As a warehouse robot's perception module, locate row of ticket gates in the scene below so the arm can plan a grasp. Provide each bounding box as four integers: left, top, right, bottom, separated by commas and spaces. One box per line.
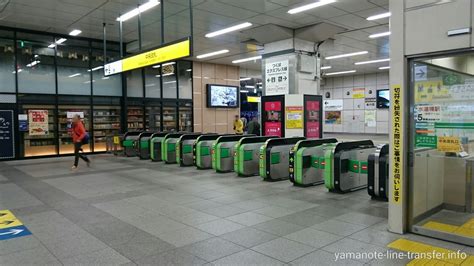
122, 132, 390, 201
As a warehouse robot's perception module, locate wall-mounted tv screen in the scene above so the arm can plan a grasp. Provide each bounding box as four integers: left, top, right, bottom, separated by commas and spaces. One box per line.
377, 89, 390, 108
206, 84, 239, 108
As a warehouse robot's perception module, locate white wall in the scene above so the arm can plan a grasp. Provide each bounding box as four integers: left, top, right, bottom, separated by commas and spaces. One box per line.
320, 72, 389, 135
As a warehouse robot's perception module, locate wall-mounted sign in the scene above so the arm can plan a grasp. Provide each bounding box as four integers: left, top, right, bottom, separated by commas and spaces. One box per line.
28, 110, 48, 136
364, 110, 376, 127
365, 98, 376, 108
285, 106, 303, 129
325, 111, 341, 124
0, 110, 14, 159
323, 99, 343, 111
305, 99, 321, 138
18, 114, 28, 132
437, 136, 462, 153
415, 135, 437, 148
415, 105, 441, 122
264, 101, 282, 137
353, 88, 365, 99
391, 85, 403, 204
265, 60, 289, 95
104, 38, 191, 76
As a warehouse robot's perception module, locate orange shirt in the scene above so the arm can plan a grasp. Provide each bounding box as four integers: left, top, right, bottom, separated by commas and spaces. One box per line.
72, 121, 86, 143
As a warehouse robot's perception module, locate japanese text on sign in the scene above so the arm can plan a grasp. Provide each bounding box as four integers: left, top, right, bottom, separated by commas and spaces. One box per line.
437, 136, 462, 153
265, 60, 289, 95
391, 85, 403, 204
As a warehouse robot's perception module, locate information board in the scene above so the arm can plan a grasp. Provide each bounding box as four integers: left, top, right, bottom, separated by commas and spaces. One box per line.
0, 110, 15, 159
28, 110, 48, 136
305, 99, 321, 138
265, 60, 289, 95
285, 106, 303, 129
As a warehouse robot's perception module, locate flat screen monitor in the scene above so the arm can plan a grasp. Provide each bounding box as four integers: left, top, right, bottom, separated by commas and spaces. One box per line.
206, 84, 239, 108
377, 89, 390, 108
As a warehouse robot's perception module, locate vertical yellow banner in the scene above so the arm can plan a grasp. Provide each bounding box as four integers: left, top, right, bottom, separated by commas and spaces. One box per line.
391, 84, 403, 204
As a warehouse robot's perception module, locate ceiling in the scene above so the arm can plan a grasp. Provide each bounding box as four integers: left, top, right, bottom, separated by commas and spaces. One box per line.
0, 0, 390, 75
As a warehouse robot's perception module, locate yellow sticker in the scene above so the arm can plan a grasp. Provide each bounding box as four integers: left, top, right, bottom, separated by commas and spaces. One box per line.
437, 136, 462, 153
391, 85, 403, 204
0, 210, 23, 229
113, 136, 120, 145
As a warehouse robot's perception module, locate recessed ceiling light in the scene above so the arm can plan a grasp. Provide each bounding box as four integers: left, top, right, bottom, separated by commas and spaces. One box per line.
288, 0, 336, 14
245, 85, 255, 89
205, 22, 252, 38
186, 69, 192, 72
355, 58, 390, 65
325, 51, 368, 60
196, 49, 229, 59
367, 12, 391, 21
240, 77, 251, 81
88, 66, 104, 72
48, 44, 56, 48
69, 29, 82, 36
232, 55, 262, 64
68, 73, 81, 78
369, 31, 391, 38
56, 38, 67, 44
321, 66, 332, 70
117, 0, 160, 22
325, 70, 356, 76
379, 66, 390, 70
162, 62, 175, 66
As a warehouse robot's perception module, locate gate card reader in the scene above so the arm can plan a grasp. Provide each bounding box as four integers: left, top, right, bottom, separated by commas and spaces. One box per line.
324, 140, 376, 193
194, 134, 231, 169
260, 137, 306, 181
289, 138, 338, 186
368, 144, 389, 201
162, 132, 190, 164
150, 132, 168, 162
212, 134, 255, 173
123, 131, 142, 157
234, 136, 278, 177
176, 133, 211, 167
137, 132, 154, 160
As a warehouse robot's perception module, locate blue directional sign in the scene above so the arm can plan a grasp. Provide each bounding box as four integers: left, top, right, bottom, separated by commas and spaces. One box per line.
0, 226, 32, 241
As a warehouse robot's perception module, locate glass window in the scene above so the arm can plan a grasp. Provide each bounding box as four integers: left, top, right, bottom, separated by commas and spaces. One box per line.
163, 103, 177, 131
0, 37, 15, 93
58, 105, 91, 154
20, 104, 57, 157
140, 4, 163, 51
145, 66, 161, 98
93, 105, 121, 152
162, 63, 177, 99
17, 33, 56, 94
178, 61, 192, 99
91, 45, 122, 96
146, 104, 161, 131
57, 40, 91, 95
179, 102, 192, 131
126, 69, 143, 97
163, 0, 191, 43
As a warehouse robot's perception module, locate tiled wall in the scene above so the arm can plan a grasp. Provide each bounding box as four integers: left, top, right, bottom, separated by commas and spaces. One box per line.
192, 62, 240, 134
320, 72, 390, 134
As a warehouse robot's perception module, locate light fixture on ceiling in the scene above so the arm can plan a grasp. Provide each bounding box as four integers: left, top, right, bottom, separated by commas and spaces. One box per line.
325, 70, 356, 76
366, 12, 391, 21
232, 55, 262, 64
240, 77, 251, 81
117, 0, 160, 22
69, 29, 82, 36
288, 0, 336, 14
48, 38, 68, 48
240, 90, 249, 93
205, 22, 252, 38
321, 66, 332, 70
26, 61, 40, 67
68, 73, 81, 78
155, 73, 174, 78
102, 76, 110, 80
88, 66, 104, 72
354, 58, 390, 65
48, 44, 56, 48
153, 61, 176, 68
164, 80, 177, 84
186, 69, 192, 72
379, 66, 390, 70
245, 85, 255, 89
325, 51, 368, 60
369, 31, 391, 38
196, 49, 229, 59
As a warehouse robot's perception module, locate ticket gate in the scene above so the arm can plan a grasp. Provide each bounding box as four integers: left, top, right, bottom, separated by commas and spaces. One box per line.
122, 131, 142, 157
137, 132, 154, 160
259, 137, 305, 181
368, 144, 389, 201
324, 140, 376, 193
162, 132, 188, 164
194, 134, 229, 169
176, 133, 208, 167
150, 132, 168, 162
234, 136, 278, 177
212, 134, 255, 173
289, 138, 338, 186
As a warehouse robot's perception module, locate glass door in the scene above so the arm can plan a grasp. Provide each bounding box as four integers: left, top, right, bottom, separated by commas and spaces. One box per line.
179, 102, 192, 132
20, 104, 57, 157
163, 103, 177, 132
93, 105, 121, 152
58, 105, 91, 154
145, 104, 161, 132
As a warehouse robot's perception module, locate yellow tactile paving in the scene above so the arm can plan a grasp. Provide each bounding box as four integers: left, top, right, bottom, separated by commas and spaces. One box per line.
407, 258, 455, 266
423, 221, 458, 233
461, 256, 474, 266
421, 219, 474, 238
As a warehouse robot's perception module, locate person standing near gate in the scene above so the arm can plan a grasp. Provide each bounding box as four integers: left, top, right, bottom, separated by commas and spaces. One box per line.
71, 114, 90, 170
247, 116, 261, 135
233, 114, 244, 135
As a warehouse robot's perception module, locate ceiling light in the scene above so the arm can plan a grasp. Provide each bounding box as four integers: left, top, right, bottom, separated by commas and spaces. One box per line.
288, 0, 336, 14
369, 31, 391, 38
245, 85, 255, 89
155, 73, 175, 78
56, 38, 67, 44
321, 66, 332, 70
325, 51, 368, 60
367, 12, 391, 21
48, 44, 56, 48
164, 80, 177, 84
256, 82, 262, 85
162, 62, 175, 66
232, 55, 262, 64
240, 77, 251, 81
186, 69, 192, 72
240, 90, 249, 93
205, 22, 252, 38
68, 73, 81, 78
355, 58, 390, 65
325, 70, 356, 76
379, 66, 390, 70
88, 66, 104, 72
69, 29, 82, 36
102, 77, 110, 80
196, 49, 229, 59
117, 0, 160, 22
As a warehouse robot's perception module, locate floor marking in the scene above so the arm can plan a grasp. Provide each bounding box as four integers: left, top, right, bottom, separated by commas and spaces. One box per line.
0, 210, 31, 241
422, 219, 474, 238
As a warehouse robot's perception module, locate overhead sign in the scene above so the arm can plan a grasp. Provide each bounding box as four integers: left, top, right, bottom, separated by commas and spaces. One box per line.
0, 210, 31, 241
28, 110, 48, 136
104, 38, 191, 76
414, 65, 427, 81
391, 85, 403, 204
265, 60, 289, 95
285, 106, 303, 129
0, 110, 14, 159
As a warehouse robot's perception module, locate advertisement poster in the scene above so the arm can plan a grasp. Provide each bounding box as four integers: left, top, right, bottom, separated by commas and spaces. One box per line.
364, 110, 376, 127
325, 111, 341, 124
437, 136, 462, 152
18, 114, 28, 132
265, 60, 289, 95
353, 88, 365, 99
306, 100, 321, 138
323, 99, 343, 111
264, 101, 282, 137
28, 110, 49, 136
285, 106, 303, 129
0, 110, 15, 159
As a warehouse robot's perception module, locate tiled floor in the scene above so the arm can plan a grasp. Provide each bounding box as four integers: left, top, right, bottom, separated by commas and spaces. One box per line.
0, 154, 471, 265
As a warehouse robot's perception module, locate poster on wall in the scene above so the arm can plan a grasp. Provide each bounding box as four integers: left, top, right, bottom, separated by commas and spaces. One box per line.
437, 136, 461, 152
66, 111, 84, 119
365, 98, 376, 108
353, 88, 365, 99
0, 110, 15, 159
364, 110, 377, 127
264, 101, 282, 137
325, 111, 341, 124
265, 60, 289, 95
305, 100, 321, 138
18, 114, 28, 132
285, 106, 303, 129
28, 110, 48, 136
415, 105, 441, 122
323, 99, 343, 111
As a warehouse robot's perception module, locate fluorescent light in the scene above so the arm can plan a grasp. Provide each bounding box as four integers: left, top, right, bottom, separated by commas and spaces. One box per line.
232, 55, 262, 64
68, 73, 81, 78
56, 38, 67, 44
205, 22, 252, 38
256, 82, 262, 85
240, 90, 249, 93
325, 51, 368, 60
196, 49, 229, 59
379, 66, 390, 70
367, 12, 391, 21
155, 73, 174, 78
117, 0, 160, 22
186, 69, 192, 72
355, 58, 390, 65
321, 66, 332, 70
102, 77, 110, 80
164, 80, 177, 84
369, 31, 391, 38
288, 0, 336, 14
163, 62, 175, 66
325, 70, 356, 76
245, 85, 255, 89
48, 44, 56, 48
26, 60, 40, 67
69, 29, 82, 36
240, 77, 251, 81
145, 83, 156, 87
12, 69, 22, 74
88, 66, 104, 72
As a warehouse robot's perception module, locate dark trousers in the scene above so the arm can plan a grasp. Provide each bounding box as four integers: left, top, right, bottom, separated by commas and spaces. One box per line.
74, 142, 89, 166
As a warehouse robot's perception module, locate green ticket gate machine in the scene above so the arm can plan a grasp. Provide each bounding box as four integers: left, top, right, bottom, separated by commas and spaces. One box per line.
150, 132, 168, 162
176, 133, 209, 167
234, 136, 278, 177
368, 144, 389, 201
162, 132, 188, 164
194, 134, 229, 169
289, 138, 338, 186
324, 140, 376, 193
123, 131, 142, 157
259, 137, 305, 181
212, 135, 255, 173
138, 132, 154, 160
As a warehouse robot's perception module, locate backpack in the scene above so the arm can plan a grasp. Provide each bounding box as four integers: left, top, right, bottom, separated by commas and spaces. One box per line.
82, 132, 90, 145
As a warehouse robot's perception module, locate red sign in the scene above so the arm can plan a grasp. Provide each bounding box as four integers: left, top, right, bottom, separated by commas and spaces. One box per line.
264, 101, 282, 137
265, 122, 282, 137
305, 100, 320, 138
265, 101, 281, 111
